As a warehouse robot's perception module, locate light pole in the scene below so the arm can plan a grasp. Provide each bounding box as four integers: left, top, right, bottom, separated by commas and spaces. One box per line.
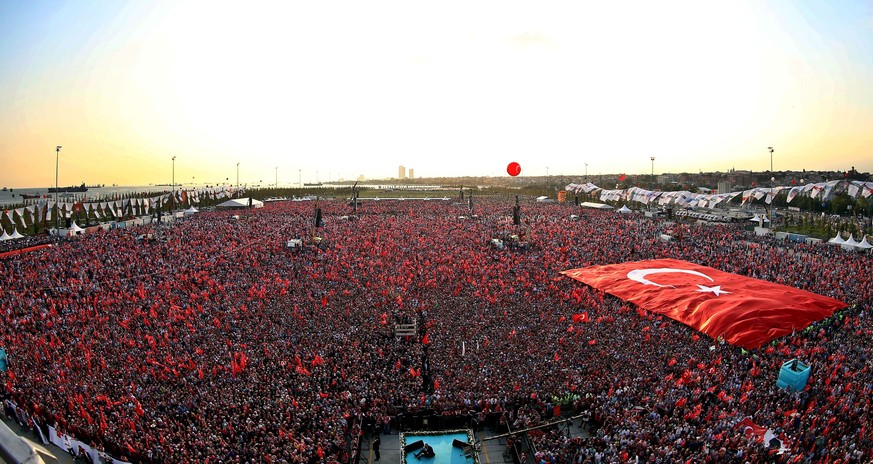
55, 145, 61, 230
585, 163, 588, 181
236, 162, 240, 191
768, 147, 774, 172
299, 169, 302, 188
275, 166, 278, 189
172, 156, 176, 212
650, 156, 655, 177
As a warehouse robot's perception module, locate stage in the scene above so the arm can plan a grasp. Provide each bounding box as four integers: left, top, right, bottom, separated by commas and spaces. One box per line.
400, 430, 477, 464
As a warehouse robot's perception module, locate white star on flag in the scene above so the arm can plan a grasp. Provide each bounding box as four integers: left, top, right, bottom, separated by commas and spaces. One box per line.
697, 285, 729, 296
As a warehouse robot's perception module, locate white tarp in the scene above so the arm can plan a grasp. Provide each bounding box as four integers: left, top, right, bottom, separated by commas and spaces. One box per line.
216, 198, 264, 209
580, 202, 614, 210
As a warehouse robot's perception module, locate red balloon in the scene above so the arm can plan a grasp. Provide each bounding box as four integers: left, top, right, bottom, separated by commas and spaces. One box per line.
507, 162, 521, 176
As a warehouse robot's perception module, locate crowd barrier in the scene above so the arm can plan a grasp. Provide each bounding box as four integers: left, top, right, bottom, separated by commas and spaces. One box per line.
5, 400, 132, 464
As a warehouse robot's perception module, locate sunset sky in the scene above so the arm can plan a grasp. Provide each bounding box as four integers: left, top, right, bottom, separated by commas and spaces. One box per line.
1, 0, 871, 187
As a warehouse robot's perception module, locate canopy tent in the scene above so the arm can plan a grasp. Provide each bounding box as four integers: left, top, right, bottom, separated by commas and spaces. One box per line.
857, 236, 873, 250
216, 198, 264, 209
841, 235, 860, 251
0, 229, 10, 241
828, 233, 845, 245
184, 206, 199, 216
9, 229, 24, 239
65, 221, 85, 237
749, 214, 770, 223
617, 205, 632, 214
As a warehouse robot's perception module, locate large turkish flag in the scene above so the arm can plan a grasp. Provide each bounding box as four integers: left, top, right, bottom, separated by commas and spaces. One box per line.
561, 258, 845, 349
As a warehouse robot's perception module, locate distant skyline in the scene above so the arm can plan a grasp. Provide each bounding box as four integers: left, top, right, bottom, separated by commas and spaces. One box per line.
1, 0, 872, 188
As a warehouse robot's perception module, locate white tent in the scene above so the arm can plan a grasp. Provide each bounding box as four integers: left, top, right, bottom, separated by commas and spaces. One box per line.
857, 236, 873, 250
65, 222, 85, 237
0, 229, 9, 241
216, 198, 264, 209
184, 206, 199, 216
841, 234, 859, 251
9, 229, 24, 239
617, 205, 632, 214
828, 232, 845, 245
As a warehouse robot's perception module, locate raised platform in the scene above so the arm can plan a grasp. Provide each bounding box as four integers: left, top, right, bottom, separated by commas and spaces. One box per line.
400, 429, 477, 464
776, 359, 811, 392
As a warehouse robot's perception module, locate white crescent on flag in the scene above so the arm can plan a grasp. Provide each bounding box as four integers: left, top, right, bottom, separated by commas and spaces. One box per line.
627, 268, 730, 296
627, 268, 714, 288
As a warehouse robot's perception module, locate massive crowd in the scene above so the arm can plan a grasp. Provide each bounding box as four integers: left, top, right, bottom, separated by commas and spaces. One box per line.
0, 197, 870, 463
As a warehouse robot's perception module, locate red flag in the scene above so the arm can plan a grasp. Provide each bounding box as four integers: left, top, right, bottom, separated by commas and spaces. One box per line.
572, 312, 589, 324
422, 333, 430, 345
561, 259, 845, 349
735, 417, 768, 439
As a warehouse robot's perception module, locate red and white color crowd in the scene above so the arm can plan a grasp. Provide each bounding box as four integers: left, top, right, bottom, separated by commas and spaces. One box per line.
0, 197, 870, 463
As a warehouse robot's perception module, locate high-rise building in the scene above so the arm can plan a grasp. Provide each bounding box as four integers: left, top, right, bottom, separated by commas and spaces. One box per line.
717, 181, 729, 195
408, 168, 414, 179
398, 165, 406, 179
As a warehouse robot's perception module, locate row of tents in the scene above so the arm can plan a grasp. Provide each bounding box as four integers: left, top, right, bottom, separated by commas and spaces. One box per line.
828, 233, 873, 251
0, 200, 261, 240
0, 229, 25, 241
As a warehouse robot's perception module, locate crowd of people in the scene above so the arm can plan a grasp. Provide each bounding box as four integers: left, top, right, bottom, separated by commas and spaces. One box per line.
0, 197, 870, 463
0, 232, 52, 254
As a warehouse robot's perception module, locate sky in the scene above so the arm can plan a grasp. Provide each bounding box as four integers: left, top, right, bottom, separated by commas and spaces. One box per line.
0, 0, 871, 188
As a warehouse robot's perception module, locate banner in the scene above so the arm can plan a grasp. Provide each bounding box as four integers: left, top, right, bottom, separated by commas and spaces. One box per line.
562, 259, 846, 349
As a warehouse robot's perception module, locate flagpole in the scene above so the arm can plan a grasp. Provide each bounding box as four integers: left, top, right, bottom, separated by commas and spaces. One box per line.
171, 156, 176, 214
54, 146, 62, 231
